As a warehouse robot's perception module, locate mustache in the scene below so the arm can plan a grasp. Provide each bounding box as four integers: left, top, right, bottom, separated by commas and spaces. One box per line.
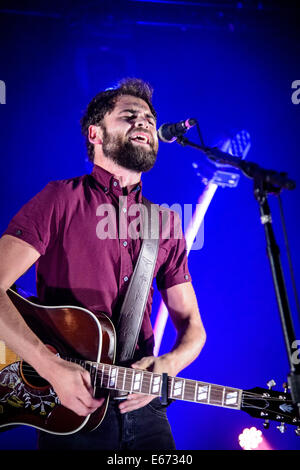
127, 130, 153, 144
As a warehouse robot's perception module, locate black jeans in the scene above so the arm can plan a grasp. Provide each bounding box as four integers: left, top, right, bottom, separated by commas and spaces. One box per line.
37, 398, 176, 450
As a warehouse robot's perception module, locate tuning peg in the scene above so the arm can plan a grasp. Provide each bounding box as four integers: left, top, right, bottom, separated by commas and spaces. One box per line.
295, 427, 300, 436
267, 379, 276, 389
263, 419, 270, 429
277, 423, 287, 434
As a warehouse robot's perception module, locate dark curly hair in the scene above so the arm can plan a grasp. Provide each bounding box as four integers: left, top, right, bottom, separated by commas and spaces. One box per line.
80, 78, 157, 162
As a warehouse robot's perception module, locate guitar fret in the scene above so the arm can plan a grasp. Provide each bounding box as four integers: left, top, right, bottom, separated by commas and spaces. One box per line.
87, 361, 97, 391
182, 379, 196, 401
122, 368, 126, 391
209, 386, 224, 405
170, 376, 174, 398
109, 366, 118, 388
151, 374, 161, 395
94, 362, 99, 392
130, 369, 134, 392
124, 368, 133, 392
141, 371, 150, 394
182, 378, 186, 398
115, 367, 119, 389
224, 388, 240, 408
132, 370, 143, 392
100, 364, 105, 387
140, 371, 144, 393
116, 366, 124, 390
193, 381, 197, 402
107, 365, 112, 388
149, 372, 154, 395
208, 384, 212, 403
172, 378, 184, 399
101, 364, 110, 389
196, 383, 209, 403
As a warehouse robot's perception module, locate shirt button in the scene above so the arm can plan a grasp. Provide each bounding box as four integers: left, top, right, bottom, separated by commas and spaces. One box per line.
16, 229, 22, 236
104, 187, 108, 193
113, 181, 118, 187
184, 274, 189, 280
122, 207, 127, 213
123, 276, 129, 282
123, 241, 128, 247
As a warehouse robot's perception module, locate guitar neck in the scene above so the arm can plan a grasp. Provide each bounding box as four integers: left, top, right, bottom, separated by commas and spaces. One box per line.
70, 358, 242, 411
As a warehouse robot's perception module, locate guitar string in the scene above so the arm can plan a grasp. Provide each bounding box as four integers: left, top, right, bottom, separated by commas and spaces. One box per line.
9, 356, 299, 423
18, 361, 270, 400
236, 401, 298, 422
18, 361, 290, 401
75, 361, 294, 402
4, 363, 298, 423
15, 362, 296, 405
240, 399, 298, 420
10, 370, 300, 425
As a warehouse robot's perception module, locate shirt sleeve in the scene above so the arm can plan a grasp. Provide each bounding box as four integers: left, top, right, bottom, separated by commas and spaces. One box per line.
2, 181, 61, 255
156, 209, 192, 290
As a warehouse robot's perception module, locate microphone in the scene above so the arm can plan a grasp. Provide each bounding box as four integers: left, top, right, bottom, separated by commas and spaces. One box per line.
157, 118, 197, 143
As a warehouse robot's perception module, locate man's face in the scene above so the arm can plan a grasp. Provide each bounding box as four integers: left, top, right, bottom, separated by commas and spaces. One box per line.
100, 95, 159, 173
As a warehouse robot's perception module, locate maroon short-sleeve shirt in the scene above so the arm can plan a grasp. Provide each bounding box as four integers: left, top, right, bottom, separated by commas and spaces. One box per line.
3, 165, 191, 358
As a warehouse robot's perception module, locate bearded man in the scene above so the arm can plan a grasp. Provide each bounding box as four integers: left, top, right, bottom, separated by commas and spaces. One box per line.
0, 78, 206, 450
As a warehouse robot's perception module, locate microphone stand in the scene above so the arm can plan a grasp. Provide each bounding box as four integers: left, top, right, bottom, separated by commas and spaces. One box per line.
177, 135, 300, 417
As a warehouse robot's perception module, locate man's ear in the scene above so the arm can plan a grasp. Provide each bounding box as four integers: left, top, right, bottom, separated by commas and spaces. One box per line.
88, 125, 103, 145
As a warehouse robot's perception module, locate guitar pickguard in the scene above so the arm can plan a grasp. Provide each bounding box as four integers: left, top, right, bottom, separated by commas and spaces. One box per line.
0, 362, 59, 422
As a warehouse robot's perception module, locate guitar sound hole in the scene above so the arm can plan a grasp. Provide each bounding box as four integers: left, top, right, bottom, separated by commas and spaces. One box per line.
20, 360, 49, 389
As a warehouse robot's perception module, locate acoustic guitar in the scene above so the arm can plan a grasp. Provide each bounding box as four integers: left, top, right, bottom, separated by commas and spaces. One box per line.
1, 288, 299, 435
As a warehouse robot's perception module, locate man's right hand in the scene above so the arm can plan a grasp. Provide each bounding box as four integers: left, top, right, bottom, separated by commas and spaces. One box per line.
39, 355, 105, 417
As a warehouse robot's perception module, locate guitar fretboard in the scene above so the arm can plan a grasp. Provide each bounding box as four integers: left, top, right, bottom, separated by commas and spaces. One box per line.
70, 359, 242, 410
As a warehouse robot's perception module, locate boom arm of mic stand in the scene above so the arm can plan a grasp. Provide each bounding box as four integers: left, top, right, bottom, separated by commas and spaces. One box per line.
176, 135, 296, 191
177, 135, 300, 416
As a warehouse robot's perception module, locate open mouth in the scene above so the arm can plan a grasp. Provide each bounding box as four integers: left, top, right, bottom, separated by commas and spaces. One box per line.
129, 133, 151, 145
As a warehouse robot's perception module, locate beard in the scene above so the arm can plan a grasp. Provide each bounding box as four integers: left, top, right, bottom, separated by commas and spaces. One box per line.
100, 125, 158, 173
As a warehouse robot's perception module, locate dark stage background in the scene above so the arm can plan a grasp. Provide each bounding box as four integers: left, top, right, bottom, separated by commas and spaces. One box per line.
0, 0, 300, 451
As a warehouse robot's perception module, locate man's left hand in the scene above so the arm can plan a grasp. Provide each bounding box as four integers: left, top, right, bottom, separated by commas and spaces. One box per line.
118, 354, 177, 414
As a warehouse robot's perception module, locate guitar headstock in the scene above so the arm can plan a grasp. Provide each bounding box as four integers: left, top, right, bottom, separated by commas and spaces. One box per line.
241, 380, 300, 435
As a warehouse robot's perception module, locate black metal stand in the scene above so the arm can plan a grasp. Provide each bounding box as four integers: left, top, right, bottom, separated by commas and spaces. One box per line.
177, 135, 300, 416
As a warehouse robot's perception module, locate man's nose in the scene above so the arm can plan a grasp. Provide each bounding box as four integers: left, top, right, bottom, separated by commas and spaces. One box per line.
134, 117, 149, 129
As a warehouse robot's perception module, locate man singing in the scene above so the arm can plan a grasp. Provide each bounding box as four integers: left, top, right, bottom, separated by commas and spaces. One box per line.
0, 78, 206, 450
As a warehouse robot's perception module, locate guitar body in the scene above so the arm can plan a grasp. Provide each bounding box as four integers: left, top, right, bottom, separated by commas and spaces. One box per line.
0, 289, 116, 435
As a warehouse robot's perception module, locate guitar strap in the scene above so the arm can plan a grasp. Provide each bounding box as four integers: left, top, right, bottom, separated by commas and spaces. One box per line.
116, 196, 160, 365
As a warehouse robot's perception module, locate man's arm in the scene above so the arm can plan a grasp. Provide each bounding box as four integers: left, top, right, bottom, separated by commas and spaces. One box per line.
0, 235, 103, 416
118, 281, 206, 413
159, 281, 206, 372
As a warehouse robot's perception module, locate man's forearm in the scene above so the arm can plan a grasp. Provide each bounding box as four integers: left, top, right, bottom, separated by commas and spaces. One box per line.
160, 282, 207, 377
165, 315, 206, 376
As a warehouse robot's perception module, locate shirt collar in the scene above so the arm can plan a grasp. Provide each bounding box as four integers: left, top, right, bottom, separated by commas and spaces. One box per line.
91, 164, 143, 201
